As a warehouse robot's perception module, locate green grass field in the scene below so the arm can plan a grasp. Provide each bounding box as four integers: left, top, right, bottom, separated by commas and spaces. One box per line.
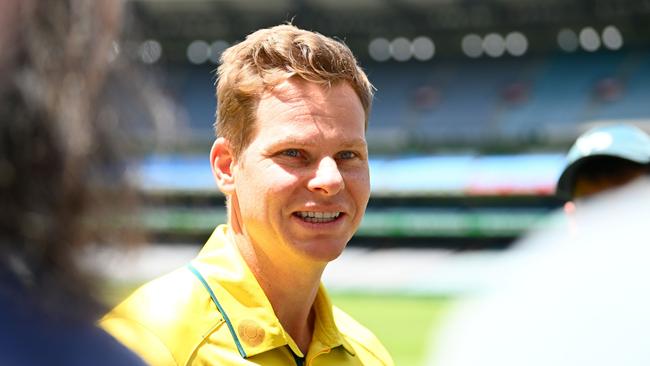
331, 293, 455, 366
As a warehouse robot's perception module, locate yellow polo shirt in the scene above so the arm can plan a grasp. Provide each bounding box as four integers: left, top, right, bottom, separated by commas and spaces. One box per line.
101, 225, 393, 366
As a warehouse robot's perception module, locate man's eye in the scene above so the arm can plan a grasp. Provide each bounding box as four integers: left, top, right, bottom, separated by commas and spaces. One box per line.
281, 149, 301, 158
337, 151, 357, 160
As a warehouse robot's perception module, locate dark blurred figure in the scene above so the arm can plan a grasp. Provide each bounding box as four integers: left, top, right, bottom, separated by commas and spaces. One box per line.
0, 0, 165, 364
556, 123, 650, 204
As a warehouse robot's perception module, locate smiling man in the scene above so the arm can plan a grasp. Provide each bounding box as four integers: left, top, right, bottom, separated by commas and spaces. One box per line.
101, 24, 393, 366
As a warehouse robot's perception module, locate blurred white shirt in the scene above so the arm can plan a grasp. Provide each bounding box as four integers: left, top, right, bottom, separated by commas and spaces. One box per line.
429, 178, 650, 366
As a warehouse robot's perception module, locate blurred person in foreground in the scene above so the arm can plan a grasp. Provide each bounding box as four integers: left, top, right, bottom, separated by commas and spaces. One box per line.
101, 24, 393, 366
427, 123, 650, 366
0, 0, 168, 364
556, 123, 650, 212
428, 177, 650, 366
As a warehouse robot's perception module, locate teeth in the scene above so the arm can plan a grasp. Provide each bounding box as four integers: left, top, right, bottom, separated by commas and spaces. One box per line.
297, 211, 341, 223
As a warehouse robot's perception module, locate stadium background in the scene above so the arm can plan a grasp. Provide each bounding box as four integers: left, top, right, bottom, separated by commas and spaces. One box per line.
102, 1, 650, 364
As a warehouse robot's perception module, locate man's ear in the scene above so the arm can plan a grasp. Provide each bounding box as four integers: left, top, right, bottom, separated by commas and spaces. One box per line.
210, 137, 236, 195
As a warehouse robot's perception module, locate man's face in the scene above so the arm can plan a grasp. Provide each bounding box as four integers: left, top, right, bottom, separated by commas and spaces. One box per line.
229, 78, 369, 264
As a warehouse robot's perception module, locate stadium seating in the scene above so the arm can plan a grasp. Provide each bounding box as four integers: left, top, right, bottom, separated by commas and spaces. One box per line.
587, 50, 650, 120
165, 51, 650, 149
498, 52, 626, 140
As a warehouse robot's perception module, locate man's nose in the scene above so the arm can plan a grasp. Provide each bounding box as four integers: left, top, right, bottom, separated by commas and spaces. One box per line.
307, 157, 344, 195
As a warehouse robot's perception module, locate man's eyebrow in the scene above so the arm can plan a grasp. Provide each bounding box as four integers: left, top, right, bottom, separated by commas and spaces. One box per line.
270, 138, 311, 147
338, 138, 368, 149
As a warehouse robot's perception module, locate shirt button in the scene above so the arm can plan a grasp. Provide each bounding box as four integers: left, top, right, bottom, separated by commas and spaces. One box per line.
238, 319, 265, 347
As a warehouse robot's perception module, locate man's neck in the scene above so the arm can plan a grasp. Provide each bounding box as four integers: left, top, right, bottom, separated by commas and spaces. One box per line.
232, 230, 325, 354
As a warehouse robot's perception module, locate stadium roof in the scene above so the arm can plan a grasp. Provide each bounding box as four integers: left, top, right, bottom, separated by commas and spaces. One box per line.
125, 0, 650, 62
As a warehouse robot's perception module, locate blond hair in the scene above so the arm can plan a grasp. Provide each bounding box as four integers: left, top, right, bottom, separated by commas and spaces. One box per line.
215, 24, 373, 157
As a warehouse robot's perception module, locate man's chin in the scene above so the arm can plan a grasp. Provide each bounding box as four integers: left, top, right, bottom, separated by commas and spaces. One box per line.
294, 239, 349, 263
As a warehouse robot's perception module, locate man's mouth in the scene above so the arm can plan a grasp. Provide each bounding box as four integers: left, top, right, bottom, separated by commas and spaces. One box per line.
294, 211, 342, 223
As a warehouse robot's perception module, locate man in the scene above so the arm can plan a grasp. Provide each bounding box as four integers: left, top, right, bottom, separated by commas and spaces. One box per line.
101, 24, 393, 366
556, 123, 650, 201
